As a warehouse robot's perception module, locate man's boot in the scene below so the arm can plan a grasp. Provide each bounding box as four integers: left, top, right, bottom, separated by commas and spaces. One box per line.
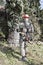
19, 56, 27, 61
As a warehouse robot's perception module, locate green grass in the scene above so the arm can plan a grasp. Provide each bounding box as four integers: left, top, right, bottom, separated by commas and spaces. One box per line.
0, 41, 43, 65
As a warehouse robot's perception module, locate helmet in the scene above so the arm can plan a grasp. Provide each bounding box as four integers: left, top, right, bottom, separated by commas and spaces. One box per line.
22, 14, 29, 19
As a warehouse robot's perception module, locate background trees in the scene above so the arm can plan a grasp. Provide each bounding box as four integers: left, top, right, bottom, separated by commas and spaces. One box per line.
0, 0, 43, 40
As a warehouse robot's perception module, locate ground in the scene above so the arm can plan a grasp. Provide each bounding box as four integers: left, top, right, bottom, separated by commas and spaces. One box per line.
0, 41, 43, 65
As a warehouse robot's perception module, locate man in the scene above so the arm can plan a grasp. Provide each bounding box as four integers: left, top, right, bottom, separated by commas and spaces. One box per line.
19, 14, 34, 61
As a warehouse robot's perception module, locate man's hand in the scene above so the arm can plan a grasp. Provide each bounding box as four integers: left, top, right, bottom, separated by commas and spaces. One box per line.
19, 32, 26, 36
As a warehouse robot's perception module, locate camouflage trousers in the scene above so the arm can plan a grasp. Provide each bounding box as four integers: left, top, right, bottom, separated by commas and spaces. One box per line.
19, 38, 26, 57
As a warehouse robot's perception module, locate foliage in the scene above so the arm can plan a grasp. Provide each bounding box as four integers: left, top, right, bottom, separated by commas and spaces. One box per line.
0, 0, 43, 40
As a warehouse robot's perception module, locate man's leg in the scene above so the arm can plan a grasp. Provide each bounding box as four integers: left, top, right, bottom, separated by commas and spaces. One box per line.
20, 41, 27, 61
